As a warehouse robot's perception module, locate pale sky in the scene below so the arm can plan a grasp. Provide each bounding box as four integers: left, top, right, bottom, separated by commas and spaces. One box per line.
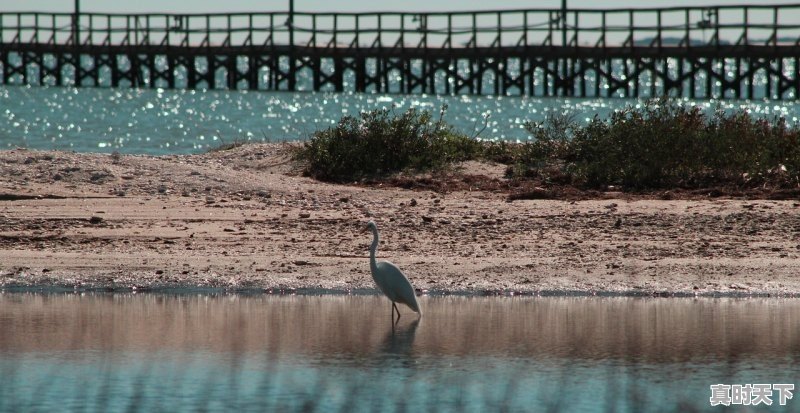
4, 0, 800, 13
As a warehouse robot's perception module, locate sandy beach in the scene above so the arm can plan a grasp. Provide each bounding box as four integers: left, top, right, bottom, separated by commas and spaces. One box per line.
1, 143, 798, 295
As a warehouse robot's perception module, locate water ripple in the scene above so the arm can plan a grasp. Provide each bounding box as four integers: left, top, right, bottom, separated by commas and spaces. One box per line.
2, 85, 798, 155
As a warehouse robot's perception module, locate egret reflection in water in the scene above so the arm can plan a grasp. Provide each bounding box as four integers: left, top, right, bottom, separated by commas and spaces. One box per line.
383, 318, 421, 356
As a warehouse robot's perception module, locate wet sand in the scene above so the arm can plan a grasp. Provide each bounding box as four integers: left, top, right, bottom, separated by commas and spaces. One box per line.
1, 144, 799, 295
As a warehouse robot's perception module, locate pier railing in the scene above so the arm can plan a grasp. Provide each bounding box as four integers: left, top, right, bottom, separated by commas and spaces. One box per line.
3, 4, 800, 98
3, 5, 800, 50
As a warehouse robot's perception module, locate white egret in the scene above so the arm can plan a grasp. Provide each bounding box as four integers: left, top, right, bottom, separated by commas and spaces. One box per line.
363, 221, 422, 321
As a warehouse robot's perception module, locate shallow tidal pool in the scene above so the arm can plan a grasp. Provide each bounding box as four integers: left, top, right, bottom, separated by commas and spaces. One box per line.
1, 292, 798, 412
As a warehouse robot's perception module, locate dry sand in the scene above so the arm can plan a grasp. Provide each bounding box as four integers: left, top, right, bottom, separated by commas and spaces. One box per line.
1, 144, 799, 296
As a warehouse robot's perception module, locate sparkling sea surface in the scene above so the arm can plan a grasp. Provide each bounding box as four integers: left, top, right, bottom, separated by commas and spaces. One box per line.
2, 85, 800, 155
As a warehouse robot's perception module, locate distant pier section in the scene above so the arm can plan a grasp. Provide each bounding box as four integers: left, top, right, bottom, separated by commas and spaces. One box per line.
2, 4, 800, 98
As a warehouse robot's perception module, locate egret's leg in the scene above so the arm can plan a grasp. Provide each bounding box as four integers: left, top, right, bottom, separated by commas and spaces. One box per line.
393, 302, 401, 322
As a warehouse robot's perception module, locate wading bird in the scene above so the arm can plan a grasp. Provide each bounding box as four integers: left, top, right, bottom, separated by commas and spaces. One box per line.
363, 221, 422, 321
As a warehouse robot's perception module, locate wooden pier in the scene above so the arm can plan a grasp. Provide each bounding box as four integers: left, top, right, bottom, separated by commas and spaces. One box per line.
2, 4, 800, 98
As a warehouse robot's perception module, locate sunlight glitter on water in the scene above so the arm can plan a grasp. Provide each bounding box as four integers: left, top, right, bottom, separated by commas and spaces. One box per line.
3, 85, 800, 155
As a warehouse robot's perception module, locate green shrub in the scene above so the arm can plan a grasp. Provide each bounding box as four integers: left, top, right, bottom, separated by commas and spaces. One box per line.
570, 102, 709, 188
518, 99, 800, 190
506, 113, 580, 182
294, 99, 800, 191
295, 106, 482, 182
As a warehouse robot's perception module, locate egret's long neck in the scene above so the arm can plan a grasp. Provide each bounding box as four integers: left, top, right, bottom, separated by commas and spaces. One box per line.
369, 226, 379, 273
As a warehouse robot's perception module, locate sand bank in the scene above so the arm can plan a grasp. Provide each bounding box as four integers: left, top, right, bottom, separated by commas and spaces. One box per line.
1, 144, 798, 296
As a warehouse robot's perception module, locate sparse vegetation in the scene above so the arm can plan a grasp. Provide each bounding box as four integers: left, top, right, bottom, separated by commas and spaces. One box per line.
293, 99, 800, 193
294, 106, 482, 182
206, 136, 250, 153
516, 100, 800, 190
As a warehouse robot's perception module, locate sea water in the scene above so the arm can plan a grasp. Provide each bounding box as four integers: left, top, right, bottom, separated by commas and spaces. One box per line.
2, 85, 799, 155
